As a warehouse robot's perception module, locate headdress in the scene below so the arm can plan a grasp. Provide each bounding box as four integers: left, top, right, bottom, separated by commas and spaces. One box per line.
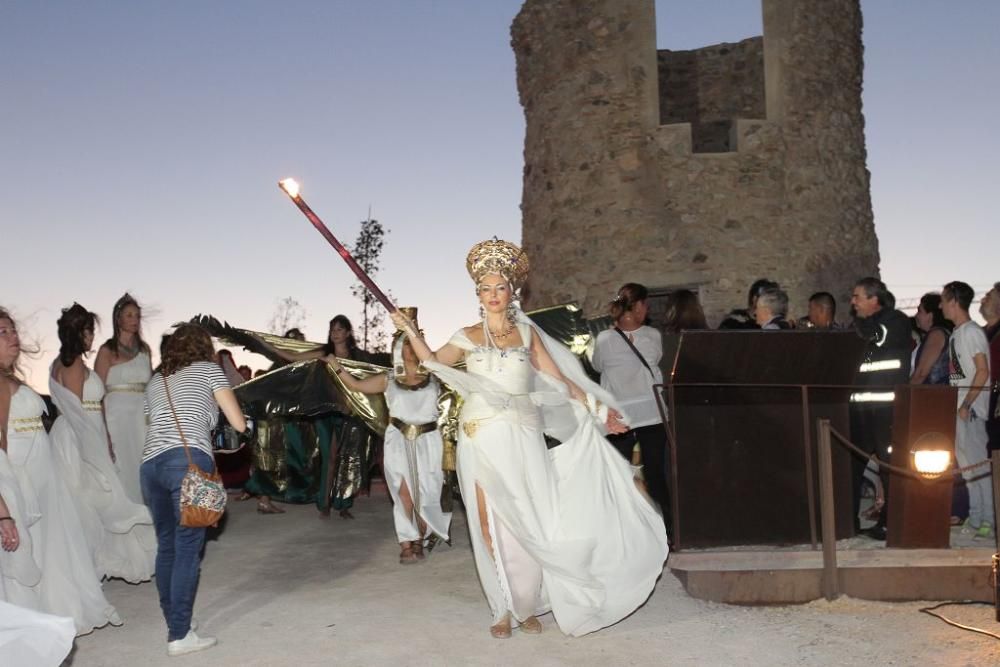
392, 306, 426, 380
466, 238, 530, 292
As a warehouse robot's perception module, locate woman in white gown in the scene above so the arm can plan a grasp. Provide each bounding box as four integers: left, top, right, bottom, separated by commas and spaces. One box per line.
392, 239, 668, 638
49, 304, 156, 583
0, 307, 121, 635
95, 293, 153, 505
328, 308, 451, 563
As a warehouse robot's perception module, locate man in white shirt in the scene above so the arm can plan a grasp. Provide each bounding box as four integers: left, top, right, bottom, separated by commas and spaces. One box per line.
942, 281, 993, 538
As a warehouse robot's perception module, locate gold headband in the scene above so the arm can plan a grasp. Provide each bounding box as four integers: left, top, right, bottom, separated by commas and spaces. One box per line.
466, 238, 530, 291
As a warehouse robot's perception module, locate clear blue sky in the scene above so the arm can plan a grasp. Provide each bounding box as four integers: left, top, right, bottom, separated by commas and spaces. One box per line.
2, 1, 997, 390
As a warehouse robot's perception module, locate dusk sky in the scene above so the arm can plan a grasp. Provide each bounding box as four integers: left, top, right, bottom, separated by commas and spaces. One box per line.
3, 1, 997, 391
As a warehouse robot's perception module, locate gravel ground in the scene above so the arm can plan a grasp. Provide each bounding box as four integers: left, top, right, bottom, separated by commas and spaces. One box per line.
67, 488, 1000, 666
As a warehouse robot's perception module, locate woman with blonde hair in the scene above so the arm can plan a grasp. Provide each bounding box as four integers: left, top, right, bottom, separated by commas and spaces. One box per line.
0, 307, 121, 634
392, 239, 667, 639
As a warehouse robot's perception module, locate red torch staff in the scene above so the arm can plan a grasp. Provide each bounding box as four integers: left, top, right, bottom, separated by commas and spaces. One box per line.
278, 178, 397, 313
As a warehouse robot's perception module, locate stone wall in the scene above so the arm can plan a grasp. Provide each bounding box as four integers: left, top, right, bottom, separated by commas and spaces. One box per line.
513, 0, 879, 325
658, 37, 765, 153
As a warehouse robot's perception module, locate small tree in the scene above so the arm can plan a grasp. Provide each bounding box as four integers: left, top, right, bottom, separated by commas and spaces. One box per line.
349, 217, 391, 352
268, 297, 307, 336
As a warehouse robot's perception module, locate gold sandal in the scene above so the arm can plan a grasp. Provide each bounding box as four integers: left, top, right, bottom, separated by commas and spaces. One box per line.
490, 616, 512, 639
257, 501, 285, 514
399, 542, 419, 565
519, 616, 542, 635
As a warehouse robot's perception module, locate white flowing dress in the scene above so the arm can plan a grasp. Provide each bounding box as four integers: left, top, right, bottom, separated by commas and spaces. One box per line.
425, 314, 668, 636
104, 351, 151, 504
49, 366, 156, 583
383, 375, 451, 543
0, 600, 75, 667
4, 385, 119, 635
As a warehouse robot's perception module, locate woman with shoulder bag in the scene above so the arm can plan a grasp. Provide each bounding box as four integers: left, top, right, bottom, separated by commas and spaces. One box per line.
592, 283, 670, 530
142, 324, 246, 657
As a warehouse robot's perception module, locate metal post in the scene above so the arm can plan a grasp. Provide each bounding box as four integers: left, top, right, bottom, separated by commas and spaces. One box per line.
816, 418, 840, 600
801, 385, 817, 549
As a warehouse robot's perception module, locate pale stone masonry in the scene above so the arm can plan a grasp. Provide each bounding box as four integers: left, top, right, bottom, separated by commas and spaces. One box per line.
512, 0, 879, 325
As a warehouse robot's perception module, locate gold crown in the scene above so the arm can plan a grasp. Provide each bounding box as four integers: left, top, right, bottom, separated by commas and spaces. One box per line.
466, 238, 530, 291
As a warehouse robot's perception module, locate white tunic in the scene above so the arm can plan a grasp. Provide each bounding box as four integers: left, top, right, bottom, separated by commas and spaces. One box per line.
383, 375, 451, 543
49, 366, 156, 583
104, 351, 151, 504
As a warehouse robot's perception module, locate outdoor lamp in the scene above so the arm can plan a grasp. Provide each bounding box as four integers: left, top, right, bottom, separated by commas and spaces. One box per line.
910, 432, 952, 479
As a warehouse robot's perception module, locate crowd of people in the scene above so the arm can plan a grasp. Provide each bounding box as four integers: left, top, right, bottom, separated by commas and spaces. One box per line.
3, 248, 996, 661
663, 275, 1000, 541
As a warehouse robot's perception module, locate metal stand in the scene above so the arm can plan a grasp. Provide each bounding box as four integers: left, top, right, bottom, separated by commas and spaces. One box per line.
816, 418, 839, 600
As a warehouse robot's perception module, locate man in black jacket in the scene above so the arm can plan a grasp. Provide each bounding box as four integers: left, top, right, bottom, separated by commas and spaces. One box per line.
849, 277, 913, 540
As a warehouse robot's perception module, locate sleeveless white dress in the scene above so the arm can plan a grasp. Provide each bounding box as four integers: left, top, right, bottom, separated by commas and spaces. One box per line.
425, 314, 668, 636
104, 351, 151, 504
383, 374, 451, 543
49, 366, 156, 583
3, 385, 119, 635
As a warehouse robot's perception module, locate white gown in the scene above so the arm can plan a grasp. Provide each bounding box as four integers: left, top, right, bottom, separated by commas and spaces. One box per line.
0, 600, 75, 667
48, 366, 156, 583
104, 351, 151, 504
383, 375, 452, 543
4, 385, 119, 635
425, 314, 668, 636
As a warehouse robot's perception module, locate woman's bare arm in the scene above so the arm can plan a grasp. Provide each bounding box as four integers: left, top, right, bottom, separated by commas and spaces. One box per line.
214, 388, 247, 433
529, 329, 627, 433
257, 337, 326, 363
94, 345, 113, 384
0, 380, 10, 452
910, 329, 946, 385
324, 356, 389, 394
388, 311, 465, 367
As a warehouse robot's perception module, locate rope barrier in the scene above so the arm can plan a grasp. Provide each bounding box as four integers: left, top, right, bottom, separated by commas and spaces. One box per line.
826, 425, 992, 482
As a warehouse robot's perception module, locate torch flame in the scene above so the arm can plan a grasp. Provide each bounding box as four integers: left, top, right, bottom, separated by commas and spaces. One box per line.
278, 178, 301, 199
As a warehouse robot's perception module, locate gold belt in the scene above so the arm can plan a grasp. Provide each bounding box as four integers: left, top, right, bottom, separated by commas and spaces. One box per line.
106, 383, 146, 394
389, 417, 437, 441
83, 400, 103, 412
10, 416, 44, 433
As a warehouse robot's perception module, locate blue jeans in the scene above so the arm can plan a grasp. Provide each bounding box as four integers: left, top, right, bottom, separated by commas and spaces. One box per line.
141, 447, 214, 641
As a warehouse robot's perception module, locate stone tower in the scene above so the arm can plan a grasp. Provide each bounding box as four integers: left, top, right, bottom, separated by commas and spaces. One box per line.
512, 0, 879, 324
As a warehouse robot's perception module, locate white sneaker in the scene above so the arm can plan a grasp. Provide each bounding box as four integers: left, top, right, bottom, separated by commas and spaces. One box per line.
167, 630, 217, 657
190, 617, 199, 632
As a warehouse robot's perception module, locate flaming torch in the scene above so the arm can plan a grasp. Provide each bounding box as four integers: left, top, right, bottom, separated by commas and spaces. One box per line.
278, 178, 397, 313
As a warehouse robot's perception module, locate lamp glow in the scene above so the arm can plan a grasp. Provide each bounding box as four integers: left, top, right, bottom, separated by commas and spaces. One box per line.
913, 450, 950, 477
278, 178, 300, 199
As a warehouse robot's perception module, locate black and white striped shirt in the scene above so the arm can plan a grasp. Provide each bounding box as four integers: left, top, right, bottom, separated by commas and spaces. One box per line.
143, 361, 230, 462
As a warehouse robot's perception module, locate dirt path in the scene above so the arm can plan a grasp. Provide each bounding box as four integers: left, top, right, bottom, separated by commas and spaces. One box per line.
69, 489, 1000, 666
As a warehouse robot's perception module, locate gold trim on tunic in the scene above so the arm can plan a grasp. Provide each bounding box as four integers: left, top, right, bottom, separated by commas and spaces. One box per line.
106, 383, 147, 394
83, 400, 103, 412
11, 416, 44, 433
